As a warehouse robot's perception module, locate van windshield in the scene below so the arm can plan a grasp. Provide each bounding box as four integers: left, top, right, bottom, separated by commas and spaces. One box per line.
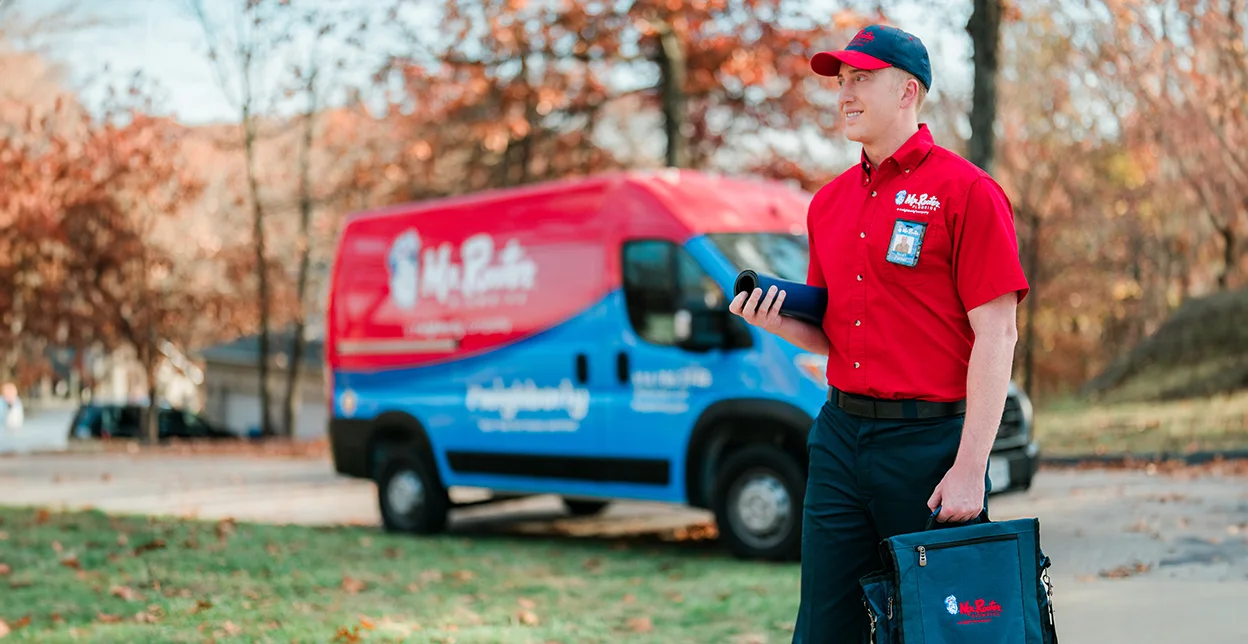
706, 232, 810, 283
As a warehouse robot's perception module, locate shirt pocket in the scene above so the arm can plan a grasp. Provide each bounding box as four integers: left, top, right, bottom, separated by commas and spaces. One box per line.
869, 211, 950, 287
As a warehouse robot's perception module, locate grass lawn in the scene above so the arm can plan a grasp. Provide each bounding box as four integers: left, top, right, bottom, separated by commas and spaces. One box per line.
1034, 389, 1248, 458
0, 506, 800, 643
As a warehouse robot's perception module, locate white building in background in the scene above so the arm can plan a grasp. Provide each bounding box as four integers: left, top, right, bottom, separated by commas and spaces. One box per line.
196, 328, 328, 441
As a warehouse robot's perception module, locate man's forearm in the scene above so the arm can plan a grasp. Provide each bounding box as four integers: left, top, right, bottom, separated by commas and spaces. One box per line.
956, 327, 1018, 471
775, 316, 832, 356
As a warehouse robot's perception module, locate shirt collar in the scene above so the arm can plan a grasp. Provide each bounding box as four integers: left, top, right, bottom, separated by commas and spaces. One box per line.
859, 123, 935, 178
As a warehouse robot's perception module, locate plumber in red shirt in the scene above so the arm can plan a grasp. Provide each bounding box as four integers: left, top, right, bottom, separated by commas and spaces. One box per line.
729, 24, 1030, 643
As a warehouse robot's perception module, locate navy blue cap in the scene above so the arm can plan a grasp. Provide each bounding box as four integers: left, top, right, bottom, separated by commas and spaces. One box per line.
811, 25, 932, 90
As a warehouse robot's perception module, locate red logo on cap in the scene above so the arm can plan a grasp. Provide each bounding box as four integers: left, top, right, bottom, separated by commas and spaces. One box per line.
849, 30, 875, 48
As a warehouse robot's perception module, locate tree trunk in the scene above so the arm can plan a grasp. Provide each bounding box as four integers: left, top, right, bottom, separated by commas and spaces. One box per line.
1217, 224, 1235, 290
242, 101, 275, 438
281, 69, 320, 440
1022, 212, 1040, 398
967, 0, 1001, 173
656, 20, 687, 169
142, 338, 159, 444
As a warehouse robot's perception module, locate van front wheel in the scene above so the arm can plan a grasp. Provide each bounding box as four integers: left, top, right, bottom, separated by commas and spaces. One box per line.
377, 451, 449, 535
711, 444, 804, 561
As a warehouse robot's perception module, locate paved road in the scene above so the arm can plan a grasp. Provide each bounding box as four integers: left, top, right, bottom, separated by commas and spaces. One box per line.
3, 447, 1247, 641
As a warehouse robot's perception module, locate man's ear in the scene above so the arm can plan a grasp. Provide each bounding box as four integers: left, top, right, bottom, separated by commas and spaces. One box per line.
899, 75, 919, 109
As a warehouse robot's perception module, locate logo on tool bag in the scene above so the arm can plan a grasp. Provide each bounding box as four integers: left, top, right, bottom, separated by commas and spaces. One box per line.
944, 595, 958, 615
955, 597, 1003, 625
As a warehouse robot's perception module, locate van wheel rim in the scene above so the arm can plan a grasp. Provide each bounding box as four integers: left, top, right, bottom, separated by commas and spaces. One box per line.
387, 470, 424, 517
728, 469, 791, 548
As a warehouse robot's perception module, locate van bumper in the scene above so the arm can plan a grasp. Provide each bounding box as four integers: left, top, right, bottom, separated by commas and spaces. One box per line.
988, 440, 1040, 495
328, 418, 374, 479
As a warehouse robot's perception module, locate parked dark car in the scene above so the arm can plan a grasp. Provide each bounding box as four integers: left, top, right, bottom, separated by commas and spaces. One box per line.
68, 403, 237, 441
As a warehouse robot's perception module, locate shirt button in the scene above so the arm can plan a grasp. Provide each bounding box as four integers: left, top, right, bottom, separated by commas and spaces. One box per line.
860, 232, 866, 238
855, 320, 861, 326
871, 190, 877, 197
905, 168, 911, 174
857, 275, 863, 281
854, 362, 860, 368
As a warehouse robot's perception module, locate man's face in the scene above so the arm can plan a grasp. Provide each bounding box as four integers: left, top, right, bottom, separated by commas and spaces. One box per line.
836, 65, 902, 144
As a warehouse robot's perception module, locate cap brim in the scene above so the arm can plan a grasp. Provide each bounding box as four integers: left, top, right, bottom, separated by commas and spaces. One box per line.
811, 50, 891, 77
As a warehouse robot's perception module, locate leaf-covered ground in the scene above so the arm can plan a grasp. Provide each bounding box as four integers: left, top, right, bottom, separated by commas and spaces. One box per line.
1034, 390, 1248, 457
0, 506, 800, 643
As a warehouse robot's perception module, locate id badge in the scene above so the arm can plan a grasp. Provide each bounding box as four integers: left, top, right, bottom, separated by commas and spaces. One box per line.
885, 219, 927, 267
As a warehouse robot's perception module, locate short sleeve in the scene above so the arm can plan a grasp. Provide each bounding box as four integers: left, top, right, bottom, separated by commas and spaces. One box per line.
806, 196, 827, 289
953, 177, 1029, 311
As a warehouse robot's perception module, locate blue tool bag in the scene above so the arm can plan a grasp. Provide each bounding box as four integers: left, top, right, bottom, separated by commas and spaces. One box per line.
859, 508, 1058, 644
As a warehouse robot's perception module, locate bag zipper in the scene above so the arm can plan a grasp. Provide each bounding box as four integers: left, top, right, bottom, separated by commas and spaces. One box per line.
917, 534, 1016, 567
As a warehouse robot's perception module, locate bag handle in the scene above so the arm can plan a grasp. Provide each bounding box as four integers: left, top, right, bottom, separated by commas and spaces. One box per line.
925, 505, 991, 531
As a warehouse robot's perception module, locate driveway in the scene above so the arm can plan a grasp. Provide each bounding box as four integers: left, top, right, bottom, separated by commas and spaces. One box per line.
2, 447, 1246, 641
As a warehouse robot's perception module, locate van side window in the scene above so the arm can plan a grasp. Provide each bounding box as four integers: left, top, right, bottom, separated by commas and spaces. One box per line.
622, 240, 725, 346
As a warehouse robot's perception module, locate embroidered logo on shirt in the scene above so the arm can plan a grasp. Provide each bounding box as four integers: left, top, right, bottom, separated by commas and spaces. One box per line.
895, 190, 942, 215
886, 219, 927, 267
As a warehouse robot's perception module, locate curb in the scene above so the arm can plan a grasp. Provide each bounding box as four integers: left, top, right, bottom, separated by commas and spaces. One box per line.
1040, 450, 1248, 467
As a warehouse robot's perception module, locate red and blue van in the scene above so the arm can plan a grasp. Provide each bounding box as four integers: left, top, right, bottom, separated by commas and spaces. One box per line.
324, 170, 1039, 560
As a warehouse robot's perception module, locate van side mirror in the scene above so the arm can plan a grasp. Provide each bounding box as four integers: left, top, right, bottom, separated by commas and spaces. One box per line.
676, 308, 751, 352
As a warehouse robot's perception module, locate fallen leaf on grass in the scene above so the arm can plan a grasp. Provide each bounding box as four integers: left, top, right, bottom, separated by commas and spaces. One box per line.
97, 612, 123, 624
622, 593, 636, 604
341, 575, 367, 594
60, 554, 81, 570
216, 518, 236, 541
111, 585, 143, 601
0, 564, 10, 576
133, 539, 167, 555
191, 600, 213, 614
0, 531, 8, 540
451, 570, 474, 582
627, 616, 653, 633
134, 610, 159, 624
517, 610, 539, 626
35, 509, 50, 524
333, 626, 363, 643
8, 617, 29, 630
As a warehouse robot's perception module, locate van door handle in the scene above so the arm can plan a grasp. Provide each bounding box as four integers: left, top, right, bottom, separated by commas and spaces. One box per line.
616, 351, 629, 384
575, 353, 589, 384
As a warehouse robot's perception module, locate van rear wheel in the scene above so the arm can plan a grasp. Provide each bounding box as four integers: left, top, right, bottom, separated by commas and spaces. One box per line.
562, 498, 610, 516
712, 444, 804, 561
377, 450, 449, 535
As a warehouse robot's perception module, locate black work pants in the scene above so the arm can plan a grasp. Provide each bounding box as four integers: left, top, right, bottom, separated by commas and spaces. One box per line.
790, 399, 990, 643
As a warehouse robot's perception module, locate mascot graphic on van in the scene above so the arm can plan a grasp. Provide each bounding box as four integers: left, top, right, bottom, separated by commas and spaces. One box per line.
387, 229, 422, 309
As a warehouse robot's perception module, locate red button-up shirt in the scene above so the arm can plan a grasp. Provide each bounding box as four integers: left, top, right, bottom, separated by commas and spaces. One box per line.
806, 125, 1029, 402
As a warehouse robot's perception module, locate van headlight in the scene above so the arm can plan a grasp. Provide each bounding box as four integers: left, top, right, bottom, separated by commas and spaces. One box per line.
794, 353, 827, 386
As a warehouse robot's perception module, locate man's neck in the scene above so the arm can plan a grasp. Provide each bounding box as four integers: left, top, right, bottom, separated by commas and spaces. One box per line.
862, 121, 920, 168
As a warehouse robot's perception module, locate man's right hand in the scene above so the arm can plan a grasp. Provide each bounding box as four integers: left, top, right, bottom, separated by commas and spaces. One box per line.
729, 285, 787, 333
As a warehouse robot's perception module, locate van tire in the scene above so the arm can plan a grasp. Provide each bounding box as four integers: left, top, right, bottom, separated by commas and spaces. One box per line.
562, 498, 610, 516
711, 443, 804, 561
377, 450, 449, 535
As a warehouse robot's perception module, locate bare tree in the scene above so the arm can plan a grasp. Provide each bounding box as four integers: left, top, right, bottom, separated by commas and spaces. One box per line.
186, 0, 290, 437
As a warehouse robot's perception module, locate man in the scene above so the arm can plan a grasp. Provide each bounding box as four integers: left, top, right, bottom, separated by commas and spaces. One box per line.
728, 24, 1029, 643
0, 382, 23, 435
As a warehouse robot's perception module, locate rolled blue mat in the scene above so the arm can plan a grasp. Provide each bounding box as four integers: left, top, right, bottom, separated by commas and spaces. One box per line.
733, 270, 828, 326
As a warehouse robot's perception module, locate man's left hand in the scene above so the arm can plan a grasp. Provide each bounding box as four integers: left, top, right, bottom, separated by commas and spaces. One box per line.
926, 461, 986, 524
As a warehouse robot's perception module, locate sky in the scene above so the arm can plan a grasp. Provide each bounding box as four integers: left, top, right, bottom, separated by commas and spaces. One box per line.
11, 0, 978, 127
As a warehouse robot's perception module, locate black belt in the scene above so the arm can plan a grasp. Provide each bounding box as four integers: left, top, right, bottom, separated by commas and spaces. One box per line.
829, 387, 966, 420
